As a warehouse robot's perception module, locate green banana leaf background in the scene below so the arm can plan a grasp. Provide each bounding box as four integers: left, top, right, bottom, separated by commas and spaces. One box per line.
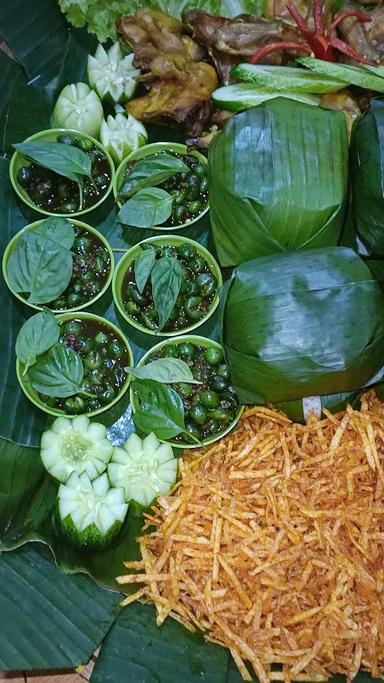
0, 1, 384, 681
351, 99, 384, 257
208, 101, 349, 266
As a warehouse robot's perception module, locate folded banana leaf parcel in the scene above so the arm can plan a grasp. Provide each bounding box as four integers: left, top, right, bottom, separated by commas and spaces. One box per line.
208, 98, 349, 266
351, 98, 384, 257
221, 247, 384, 406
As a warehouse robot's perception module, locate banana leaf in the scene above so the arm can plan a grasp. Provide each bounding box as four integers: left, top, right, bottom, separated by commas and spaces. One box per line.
350, 99, 384, 257
208, 98, 349, 266
221, 247, 384, 404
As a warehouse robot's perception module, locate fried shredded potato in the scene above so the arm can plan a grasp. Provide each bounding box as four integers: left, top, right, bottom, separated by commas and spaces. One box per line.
117, 392, 384, 682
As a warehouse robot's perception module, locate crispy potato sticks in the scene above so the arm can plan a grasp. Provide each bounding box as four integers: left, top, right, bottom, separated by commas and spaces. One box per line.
117, 392, 384, 682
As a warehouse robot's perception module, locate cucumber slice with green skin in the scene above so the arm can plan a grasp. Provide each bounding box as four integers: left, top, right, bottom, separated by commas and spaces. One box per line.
51, 82, 104, 139
40, 415, 113, 483
56, 472, 128, 550
213, 84, 320, 112
88, 43, 141, 104
231, 64, 348, 94
297, 58, 384, 94
100, 113, 148, 165
108, 432, 178, 507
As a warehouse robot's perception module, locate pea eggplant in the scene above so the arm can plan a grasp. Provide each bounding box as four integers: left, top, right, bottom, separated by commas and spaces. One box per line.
16, 133, 112, 214
141, 341, 240, 443
122, 242, 219, 334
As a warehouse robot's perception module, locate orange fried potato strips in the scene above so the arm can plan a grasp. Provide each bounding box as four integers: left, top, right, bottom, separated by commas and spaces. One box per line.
117, 392, 384, 682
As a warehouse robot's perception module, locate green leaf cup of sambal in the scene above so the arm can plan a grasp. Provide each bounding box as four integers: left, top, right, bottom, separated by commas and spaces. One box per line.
3, 219, 114, 314
16, 311, 133, 419
129, 335, 244, 449
113, 142, 209, 231
10, 128, 115, 218
112, 235, 222, 337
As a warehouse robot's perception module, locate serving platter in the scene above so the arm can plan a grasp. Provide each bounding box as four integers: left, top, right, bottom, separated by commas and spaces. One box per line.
1, 0, 384, 681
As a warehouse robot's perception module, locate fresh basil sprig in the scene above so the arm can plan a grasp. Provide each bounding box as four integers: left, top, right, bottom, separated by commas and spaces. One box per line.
151, 256, 184, 330
126, 358, 201, 384
117, 188, 174, 229
13, 141, 93, 210
13, 141, 92, 183
118, 153, 189, 200
7, 217, 75, 305
31, 216, 75, 248
15, 310, 59, 374
132, 379, 187, 441
134, 247, 157, 294
28, 343, 84, 398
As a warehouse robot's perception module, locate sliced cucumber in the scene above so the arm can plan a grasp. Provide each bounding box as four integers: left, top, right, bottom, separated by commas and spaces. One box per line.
100, 113, 148, 164
40, 415, 113, 483
231, 64, 348, 94
51, 82, 104, 138
213, 84, 320, 111
297, 58, 384, 94
108, 432, 178, 507
88, 43, 141, 104
56, 472, 128, 549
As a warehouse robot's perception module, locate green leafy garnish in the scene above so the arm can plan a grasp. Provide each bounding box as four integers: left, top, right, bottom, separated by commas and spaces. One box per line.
126, 358, 201, 384
117, 188, 174, 229
118, 154, 189, 200
134, 247, 157, 294
13, 141, 92, 183
31, 217, 76, 249
28, 342, 84, 398
151, 256, 184, 331
7, 231, 73, 304
132, 379, 186, 441
15, 310, 59, 374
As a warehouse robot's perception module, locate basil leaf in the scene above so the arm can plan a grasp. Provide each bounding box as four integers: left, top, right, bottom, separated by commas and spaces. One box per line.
13, 141, 92, 183
151, 256, 184, 330
133, 379, 185, 440
126, 358, 201, 384
15, 310, 59, 374
28, 342, 84, 398
117, 188, 174, 229
134, 248, 157, 294
7, 232, 73, 304
31, 217, 75, 249
119, 153, 189, 199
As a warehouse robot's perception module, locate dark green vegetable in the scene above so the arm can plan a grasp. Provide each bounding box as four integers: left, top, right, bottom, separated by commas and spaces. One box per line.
118, 153, 189, 199
136, 341, 240, 443
123, 242, 219, 334
208, 99, 348, 266
132, 379, 187, 441
350, 99, 384, 256
151, 256, 184, 331
15, 310, 59, 374
222, 247, 384, 405
117, 187, 174, 229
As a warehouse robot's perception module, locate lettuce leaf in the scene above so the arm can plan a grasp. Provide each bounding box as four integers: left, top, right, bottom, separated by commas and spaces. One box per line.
58, 0, 265, 43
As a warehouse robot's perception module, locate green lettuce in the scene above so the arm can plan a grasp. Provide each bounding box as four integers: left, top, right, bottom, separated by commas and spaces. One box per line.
58, 0, 265, 42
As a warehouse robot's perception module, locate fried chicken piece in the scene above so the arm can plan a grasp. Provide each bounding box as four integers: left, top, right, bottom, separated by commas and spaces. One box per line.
126, 60, 218, 137
117, 8, 205, 69
321, 90, 361, 133
183, 9, 304, 83
336, 1, 384, 63
118, 8, 217, 136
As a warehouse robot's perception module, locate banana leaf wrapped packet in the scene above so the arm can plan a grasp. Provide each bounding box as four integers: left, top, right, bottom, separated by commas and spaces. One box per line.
351, 98, 384, 257
208, 98, 349, 267
221, 247, 384, 406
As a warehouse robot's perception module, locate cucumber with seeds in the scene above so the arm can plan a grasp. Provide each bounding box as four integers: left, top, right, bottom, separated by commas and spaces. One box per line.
231, 64, 348, 93
108, 432, 178, 506
40, 415, 113, 483
56, 472, 128, 549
